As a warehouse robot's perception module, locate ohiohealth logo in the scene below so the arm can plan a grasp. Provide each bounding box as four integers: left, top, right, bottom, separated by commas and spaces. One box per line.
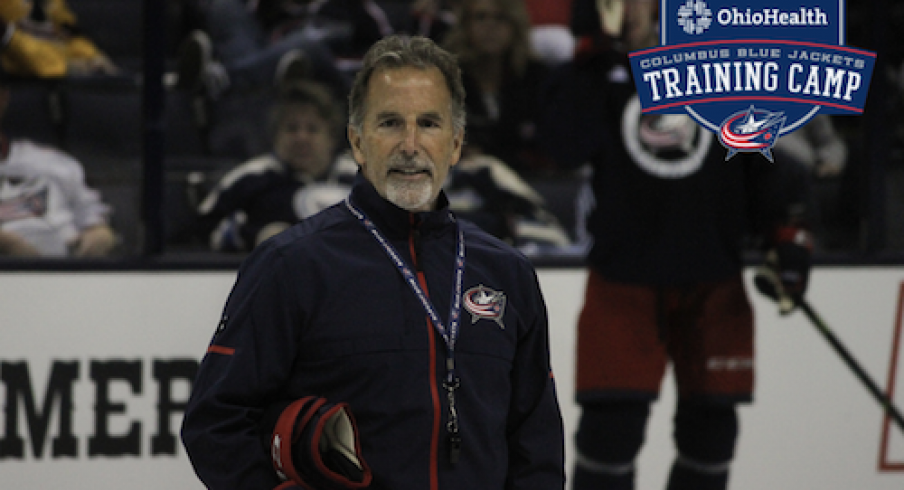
629, 0, 876, 161
677, 1, 712, 35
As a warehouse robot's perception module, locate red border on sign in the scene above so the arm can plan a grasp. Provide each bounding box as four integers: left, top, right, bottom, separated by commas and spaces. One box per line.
879, 282, 904, 471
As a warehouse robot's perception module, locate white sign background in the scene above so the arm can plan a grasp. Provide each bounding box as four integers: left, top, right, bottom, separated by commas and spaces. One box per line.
1, 268, 903, 489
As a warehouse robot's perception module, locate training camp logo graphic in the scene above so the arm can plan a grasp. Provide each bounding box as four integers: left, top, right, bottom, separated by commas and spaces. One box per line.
463, 285, 506, 329
629, 0, 876, 161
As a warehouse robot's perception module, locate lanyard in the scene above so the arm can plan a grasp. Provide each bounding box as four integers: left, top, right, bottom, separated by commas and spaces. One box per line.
345, 198, 465, 463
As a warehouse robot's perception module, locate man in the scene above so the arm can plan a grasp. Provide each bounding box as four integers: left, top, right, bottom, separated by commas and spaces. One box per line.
181, 35, 565, 490
0, 81, 115, 257
540, 1, 813, 489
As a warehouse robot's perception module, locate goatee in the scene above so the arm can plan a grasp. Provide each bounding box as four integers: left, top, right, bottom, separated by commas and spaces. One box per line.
386, 155, 436, 211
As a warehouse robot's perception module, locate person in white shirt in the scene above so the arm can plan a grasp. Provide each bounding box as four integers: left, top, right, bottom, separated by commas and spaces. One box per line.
0, 82, 115, 257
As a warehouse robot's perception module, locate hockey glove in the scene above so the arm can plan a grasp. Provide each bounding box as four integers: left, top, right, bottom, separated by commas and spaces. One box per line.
753, 226, 813, 314
271, 396, 372, 490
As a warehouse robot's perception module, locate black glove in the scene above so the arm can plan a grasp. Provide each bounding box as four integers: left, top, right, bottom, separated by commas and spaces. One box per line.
271, 396, 372, 490
753, 226, 813, 314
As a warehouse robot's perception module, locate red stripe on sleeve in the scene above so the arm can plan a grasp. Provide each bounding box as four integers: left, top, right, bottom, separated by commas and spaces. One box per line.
207, 345, 236, 355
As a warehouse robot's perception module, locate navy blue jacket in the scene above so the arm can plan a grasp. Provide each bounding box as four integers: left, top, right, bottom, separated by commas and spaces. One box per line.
181, 175, 565, 489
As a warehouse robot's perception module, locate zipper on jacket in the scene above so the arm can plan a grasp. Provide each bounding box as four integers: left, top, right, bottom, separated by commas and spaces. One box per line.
409, 213, 441, 490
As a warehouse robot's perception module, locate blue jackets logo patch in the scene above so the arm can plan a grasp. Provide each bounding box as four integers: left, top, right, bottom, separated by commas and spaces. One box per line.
629, 0, 876, 160
463, 285, 506, 329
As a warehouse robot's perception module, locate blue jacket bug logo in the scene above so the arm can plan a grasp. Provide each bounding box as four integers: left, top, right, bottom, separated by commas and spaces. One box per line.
720, 106, 785, 159
629, 0, 876, 161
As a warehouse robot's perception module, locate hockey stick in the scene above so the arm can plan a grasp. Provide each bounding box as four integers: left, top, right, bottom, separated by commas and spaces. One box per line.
754, 267, 904, 433
795, 299, 904, 434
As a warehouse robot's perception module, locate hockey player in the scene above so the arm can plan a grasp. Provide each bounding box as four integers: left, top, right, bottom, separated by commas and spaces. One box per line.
540, 0, 813, 489
181, 35, 565, 490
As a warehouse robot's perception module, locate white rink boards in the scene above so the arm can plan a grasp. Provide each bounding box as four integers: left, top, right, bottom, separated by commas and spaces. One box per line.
1, 267, 902, 489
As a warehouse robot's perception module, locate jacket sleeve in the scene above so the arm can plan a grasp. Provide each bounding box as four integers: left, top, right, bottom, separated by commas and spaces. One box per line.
181, 245, 303, 489
505, 264, 566, 490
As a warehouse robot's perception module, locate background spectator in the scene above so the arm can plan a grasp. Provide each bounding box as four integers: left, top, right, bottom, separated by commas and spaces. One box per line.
0, 80, 115, 257
442, 0, 556, 177
0, 0, 118, 78
446, 153, 572, 251
174, 0, 394, 100
194, 80, 353, 252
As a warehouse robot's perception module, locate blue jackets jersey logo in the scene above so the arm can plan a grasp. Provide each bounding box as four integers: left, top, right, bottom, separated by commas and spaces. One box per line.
629, 0, 876, 160
463, 285, 507, 329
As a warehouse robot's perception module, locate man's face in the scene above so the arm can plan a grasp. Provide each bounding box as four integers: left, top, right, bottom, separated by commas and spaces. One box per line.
348, 66, 463, 212
273, 103, 335, 179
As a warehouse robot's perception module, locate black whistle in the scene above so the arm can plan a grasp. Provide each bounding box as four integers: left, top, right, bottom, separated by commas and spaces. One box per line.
449, 434, 462, 465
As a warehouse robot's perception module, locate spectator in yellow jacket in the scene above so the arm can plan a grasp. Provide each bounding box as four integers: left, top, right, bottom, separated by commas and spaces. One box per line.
0, 0, 117, 78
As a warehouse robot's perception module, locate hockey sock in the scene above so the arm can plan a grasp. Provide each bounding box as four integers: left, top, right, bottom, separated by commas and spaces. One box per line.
572, 400, 651, 490
665, 401, 738, 490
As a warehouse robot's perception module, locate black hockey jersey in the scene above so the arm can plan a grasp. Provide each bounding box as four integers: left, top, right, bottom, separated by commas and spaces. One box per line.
541, 47, 810, 286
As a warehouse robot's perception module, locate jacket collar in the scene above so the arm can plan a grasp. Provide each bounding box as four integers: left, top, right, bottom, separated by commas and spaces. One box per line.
347, 172, 455, 240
